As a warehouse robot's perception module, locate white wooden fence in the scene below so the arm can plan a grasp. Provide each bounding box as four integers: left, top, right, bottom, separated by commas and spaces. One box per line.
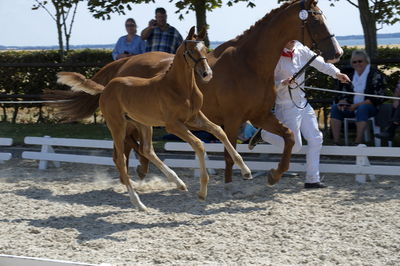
22, 136, 139, 170
0, 137, 12, 162
19, 136, 400, 183
163, 142, 400, 183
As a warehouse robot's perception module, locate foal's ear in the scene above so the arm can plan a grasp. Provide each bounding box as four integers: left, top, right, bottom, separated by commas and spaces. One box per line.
186, 26, 196, 40
197, 26, 207, 41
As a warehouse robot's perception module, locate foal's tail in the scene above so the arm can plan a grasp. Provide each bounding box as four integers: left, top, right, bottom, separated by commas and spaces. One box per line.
57, 72, 105, 95
43, 72, 106, 122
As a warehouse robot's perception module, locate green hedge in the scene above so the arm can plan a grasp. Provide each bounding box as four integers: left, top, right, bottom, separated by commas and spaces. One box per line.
0, 47, 399, 123
0, 49, 112, 96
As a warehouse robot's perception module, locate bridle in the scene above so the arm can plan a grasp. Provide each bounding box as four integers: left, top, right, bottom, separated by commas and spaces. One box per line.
287, 0, 337, 109
183, 40, 208, 67
299, 0, 335, 54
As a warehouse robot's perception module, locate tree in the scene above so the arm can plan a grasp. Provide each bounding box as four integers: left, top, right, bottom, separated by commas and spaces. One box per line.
32, 0, 80, 59
87, 0, 255, 46
278, 0, 400, 59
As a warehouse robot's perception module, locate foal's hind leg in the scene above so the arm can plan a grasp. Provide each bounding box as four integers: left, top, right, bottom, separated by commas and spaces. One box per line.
106, 116, 147, 211
251, 112, 295, 185
132, 122, 187, 191
165, 121, 211, 200
124, 125, 149, 179
187, 112, 252, 180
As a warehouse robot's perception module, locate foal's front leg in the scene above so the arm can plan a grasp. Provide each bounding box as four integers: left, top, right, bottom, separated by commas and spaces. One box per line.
165, 121, 210, 200
133, 122, 187, 191
187, 112, 252, 180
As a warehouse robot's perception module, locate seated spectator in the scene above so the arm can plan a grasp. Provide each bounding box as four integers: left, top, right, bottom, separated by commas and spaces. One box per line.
112, 18, 145, 60
140, 7, 183, 54
375, 79, 400, 140
330, 50, 387, 145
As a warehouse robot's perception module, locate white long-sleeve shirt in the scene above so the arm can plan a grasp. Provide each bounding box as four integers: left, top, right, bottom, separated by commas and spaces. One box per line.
274, 41, 340, 105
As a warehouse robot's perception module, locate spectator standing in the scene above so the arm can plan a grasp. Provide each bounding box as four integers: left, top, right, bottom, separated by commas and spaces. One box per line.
112, 18, 145, 60
330, 50, 387, 145
141, 7, 183, 54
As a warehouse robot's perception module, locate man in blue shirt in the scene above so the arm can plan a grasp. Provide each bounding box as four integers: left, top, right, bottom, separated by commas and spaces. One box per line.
112, 18, 146, 60
140, 8, 183, 54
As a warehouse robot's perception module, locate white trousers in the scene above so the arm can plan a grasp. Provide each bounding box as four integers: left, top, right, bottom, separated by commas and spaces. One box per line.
261, 103, 323, 183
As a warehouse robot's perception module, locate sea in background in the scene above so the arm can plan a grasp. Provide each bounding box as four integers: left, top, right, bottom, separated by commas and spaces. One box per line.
1, 33, 399, 51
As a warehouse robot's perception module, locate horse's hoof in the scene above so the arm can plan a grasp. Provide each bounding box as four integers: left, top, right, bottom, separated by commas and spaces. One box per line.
197, 192, 206, 201
178, 184, 188, 191
136, 166, 147, 180
267, 169, 280, 186
243, 173, 253, 180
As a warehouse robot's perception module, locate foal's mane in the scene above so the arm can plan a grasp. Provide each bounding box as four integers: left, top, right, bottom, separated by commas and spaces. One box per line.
212, 0, 295, 57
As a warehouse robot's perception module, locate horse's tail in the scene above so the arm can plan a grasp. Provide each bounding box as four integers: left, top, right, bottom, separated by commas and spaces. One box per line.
57, 72, 105, 95
42, 72, 105, 122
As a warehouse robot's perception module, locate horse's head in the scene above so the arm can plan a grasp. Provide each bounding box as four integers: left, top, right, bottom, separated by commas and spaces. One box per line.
182, 26, 213, 82
295, 0, 343, 63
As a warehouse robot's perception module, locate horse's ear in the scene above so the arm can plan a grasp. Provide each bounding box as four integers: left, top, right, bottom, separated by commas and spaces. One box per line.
186, 26, 196, 40
304, 0, 318, 8
197, 26, 207, 41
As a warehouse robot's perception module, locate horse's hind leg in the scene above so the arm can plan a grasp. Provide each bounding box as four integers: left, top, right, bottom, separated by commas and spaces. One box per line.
124, 125, 149, 179
166, 121, 211, 200
133, 122, 187, 191
251, 112, 295, 185
188, 112, 252, 180
106, 115, 147, 211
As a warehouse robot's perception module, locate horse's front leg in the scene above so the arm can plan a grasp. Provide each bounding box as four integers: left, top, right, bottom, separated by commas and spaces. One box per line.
133, 122, 187, 191
251, 112, 295, 185
187, 112, 252, 181
166, 121, 210, 200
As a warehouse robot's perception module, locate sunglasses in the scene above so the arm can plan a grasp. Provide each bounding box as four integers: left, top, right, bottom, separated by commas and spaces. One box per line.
125, 24, 136, 27
352, 60, 364, 64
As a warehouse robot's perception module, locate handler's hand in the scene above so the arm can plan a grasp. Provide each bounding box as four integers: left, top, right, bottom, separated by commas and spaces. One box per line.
336, 73, 351, 83
282, 77, 295, 86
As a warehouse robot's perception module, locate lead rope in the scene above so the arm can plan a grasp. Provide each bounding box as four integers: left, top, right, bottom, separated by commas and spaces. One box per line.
288, 54, 318, 109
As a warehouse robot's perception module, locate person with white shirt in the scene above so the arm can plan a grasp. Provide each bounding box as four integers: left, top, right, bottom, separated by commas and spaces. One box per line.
248, 40, 350, 189
330, 50, 387, 145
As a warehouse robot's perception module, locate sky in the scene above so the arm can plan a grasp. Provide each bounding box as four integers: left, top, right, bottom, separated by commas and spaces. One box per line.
0, 0, 399, 46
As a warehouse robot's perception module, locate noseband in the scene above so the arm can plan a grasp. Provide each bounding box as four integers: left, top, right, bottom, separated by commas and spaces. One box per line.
183, 40, 208, 67
299, 0, 335, 54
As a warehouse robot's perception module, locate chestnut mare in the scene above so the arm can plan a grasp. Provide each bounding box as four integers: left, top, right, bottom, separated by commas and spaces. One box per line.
46, 0, 343, 193
49, 27, 252, 211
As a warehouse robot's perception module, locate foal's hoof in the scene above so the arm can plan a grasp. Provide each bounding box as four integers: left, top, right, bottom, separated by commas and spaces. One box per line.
267, 168, 281, 186
243, 173, 253, 180
197, 192, 206, 201
177, 184, 188, 191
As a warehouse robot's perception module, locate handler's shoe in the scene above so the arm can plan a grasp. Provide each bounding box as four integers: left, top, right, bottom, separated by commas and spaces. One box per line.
304, 182, 327, 189
248, 128, 263, 150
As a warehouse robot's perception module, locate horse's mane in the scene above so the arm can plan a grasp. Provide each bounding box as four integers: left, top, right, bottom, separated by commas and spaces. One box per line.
212, 0, 295, 57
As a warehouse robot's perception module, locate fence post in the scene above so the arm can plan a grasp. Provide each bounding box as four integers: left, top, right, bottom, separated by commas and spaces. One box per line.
355, 144, 375, 183
38, 136, 60, 170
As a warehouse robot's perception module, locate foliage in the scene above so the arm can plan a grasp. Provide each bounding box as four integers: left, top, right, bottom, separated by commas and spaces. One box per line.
0, 49, 112, 123
87, 0, 255, 20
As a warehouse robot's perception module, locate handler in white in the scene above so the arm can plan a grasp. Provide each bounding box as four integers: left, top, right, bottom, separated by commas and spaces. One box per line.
249, 40, 350, 189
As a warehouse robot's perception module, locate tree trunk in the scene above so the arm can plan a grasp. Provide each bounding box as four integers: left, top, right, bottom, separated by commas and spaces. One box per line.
53, 0, 64, 60
193, 1, 210, 47
358, 0, 378, 59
